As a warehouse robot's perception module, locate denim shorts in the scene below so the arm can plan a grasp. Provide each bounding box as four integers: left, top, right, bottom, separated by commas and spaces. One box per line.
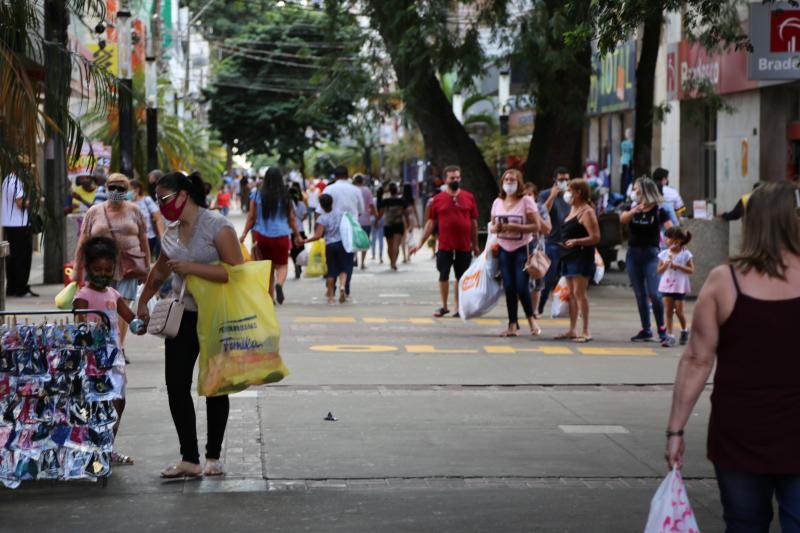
561, 257, 595, 279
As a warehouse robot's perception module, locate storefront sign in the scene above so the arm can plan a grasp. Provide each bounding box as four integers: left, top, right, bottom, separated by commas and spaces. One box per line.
587, 40, 636, 115
667, 40, 757, 100
749, 3, 800, 80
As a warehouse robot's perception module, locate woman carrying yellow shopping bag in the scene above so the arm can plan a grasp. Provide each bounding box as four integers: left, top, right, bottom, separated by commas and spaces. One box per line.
135, 171, 244, 479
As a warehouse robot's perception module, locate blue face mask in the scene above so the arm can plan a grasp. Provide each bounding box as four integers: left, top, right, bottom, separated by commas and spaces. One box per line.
126, 191, 135, 201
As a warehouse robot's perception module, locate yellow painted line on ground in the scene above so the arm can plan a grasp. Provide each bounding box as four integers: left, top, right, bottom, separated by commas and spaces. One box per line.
405, 345, 479, 354
408, 318, 435, 325
310, 344, 398, 353
577, 347, 656, 356
295, 316, 357, 324
484, 345, 573, 355
363, 317, 388, 324
474, 319, 501, 325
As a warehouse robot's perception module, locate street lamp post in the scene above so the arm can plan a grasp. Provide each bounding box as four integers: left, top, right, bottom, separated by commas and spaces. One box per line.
146, 12, 159, 173
117, 3, 134, 178
498, 69, 510, 136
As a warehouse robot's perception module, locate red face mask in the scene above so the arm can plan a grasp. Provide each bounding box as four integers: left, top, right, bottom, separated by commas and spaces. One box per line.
159, 193, 186, 222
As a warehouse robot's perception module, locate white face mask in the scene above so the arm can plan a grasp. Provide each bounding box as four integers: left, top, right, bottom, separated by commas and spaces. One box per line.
563, 191, 573, 205
631, 191, 640, 203
502, 182, 517, 195
557, 181, 568, 192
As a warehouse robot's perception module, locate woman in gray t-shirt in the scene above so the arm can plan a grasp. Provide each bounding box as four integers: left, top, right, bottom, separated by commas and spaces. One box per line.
136, 171, 243, 479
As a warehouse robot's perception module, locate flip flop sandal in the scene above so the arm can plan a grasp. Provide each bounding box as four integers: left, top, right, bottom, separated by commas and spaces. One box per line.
433, 308, 450, 317
203, 459, 225, 477
110, 451, 135, 466
530, 327, 542, 336
499, 330, 519, 337
554, 333, 577, 340
572, 336, 594, 343
160, 461, 202, 479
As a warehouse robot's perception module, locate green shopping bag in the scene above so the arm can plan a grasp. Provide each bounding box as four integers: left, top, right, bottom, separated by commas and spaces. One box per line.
341, 212, 370, 252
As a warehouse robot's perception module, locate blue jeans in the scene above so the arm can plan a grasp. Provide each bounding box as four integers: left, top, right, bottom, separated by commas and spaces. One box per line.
626, 246, 664, 334
714, 464, 800, 532
499, 246, 533, 326
537, 241, 562, 313
371, 219, 384, 259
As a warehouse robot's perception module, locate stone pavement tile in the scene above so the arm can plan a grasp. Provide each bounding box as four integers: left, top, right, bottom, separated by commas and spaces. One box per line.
259, 392, 659, 480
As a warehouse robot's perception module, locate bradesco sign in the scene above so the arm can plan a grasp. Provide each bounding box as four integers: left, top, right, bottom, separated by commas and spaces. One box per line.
749, 3, 800, 80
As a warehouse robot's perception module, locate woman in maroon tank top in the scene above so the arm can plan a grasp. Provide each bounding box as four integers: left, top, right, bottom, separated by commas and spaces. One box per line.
666, 181, 800, 532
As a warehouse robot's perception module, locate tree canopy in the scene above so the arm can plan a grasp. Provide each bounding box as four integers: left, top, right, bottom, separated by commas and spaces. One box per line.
203, 7, 377, 164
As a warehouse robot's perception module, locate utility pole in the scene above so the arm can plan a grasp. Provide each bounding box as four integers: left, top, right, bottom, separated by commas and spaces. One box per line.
42, 0, 69, 284
117, 2, 134, 178
183, 0, 216, 121
146, 0, 162, 172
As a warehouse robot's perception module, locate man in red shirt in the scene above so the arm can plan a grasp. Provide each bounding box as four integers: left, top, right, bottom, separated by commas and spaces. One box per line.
410, 165, 480, 317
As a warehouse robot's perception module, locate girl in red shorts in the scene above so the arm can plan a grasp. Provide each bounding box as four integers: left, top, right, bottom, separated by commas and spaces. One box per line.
240, 167, 302, 304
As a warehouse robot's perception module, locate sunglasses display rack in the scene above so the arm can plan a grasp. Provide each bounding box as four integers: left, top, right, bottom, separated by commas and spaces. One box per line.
0, 309, 119, 489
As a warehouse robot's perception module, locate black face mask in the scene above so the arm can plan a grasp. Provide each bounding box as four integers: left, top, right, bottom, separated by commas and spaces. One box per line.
448, 181, 460, 191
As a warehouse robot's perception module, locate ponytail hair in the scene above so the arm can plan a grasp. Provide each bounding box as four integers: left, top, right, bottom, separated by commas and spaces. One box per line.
664, 226, 692, 246
157, 171, 208, 208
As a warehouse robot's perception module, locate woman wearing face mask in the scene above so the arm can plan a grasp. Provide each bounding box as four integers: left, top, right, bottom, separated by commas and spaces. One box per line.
620, 177, 673, 343
555, 179, 600, 342
135, 171, 244, 478
72, 173, 150, 354
491, 169, 543, 337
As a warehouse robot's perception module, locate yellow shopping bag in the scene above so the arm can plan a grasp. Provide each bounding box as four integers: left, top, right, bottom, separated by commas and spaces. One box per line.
55, 281, 78, 310
186, 261, 289, 397
240, 242, 252, 262
305, 238, 327, 277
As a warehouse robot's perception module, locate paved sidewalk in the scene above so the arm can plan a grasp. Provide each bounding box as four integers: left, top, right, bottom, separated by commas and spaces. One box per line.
0, 223, 756, 532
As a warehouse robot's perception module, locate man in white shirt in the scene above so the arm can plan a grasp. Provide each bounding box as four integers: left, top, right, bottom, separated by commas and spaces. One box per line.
317, 166, 365, 218
317, 166, 364, 298
653, 167, 685, 214
2, 173, 36, 297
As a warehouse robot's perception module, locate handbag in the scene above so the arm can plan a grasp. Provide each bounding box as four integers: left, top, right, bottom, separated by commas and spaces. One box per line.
102, 205, 147, 281
524, 241, 551, 280
147, 283, 186, 339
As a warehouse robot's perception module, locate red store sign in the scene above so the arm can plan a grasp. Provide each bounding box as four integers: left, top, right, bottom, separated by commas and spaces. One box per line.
666, 40, 758, 100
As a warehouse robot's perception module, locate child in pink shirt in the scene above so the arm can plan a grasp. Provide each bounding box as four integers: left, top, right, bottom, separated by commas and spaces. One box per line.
73, 236, 136, 465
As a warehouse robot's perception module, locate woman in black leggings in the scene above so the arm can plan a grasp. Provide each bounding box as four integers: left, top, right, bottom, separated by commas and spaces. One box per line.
136, 171, 244, 478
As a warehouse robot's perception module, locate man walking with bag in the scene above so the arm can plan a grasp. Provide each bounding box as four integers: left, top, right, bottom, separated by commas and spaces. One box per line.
537, 167, 572, 314
410, 165, 480, 317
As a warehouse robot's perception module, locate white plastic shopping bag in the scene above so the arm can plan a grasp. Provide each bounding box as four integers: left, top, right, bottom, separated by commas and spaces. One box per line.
593, 249, 605, 285
550, 276, 570, 318
644, 467, 700, 533
458, 235, 501, 320
295, 248, 309, 267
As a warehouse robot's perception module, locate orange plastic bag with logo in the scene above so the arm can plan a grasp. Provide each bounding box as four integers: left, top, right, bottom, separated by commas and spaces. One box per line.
458, 235, 501, 320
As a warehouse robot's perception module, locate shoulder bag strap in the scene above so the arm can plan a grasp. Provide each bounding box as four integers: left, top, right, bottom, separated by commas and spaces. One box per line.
177, 279, 187, 303
101, 204, 118, 239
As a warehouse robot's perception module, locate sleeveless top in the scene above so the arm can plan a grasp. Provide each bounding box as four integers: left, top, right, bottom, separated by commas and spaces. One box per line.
708, 265, 800, 473
560, 213, 594, 262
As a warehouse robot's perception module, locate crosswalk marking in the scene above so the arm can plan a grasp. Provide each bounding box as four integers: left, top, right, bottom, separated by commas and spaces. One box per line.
306, 344, 659, 356
577, 347, 656, 356
408, 318, 435, 325
363, 317, 389, 324
405, 344, 479, 354
484, 345, 573, 355
310, 344, 399, 353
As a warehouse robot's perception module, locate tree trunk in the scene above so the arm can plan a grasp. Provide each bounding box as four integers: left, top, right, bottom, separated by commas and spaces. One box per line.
225, 143, 233, 176
633, 11, 662, 177
523, 0, 592, 190
366, 0, 497, 223
43, 0, 69, 284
